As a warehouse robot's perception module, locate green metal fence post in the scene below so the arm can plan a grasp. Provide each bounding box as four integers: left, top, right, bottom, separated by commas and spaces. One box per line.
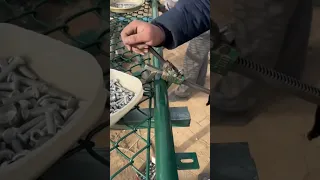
151, 1, 179, 179
153, 80, 179, 180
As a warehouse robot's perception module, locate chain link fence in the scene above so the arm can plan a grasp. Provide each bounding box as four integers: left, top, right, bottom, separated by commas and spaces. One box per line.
0, 0, 110, 179
0, 0, 184, 179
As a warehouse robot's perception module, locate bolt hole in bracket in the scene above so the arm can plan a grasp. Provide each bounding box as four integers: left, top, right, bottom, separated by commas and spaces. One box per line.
175, 152, 200, 170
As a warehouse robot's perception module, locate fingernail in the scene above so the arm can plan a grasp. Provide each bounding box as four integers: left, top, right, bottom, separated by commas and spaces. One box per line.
144, 50, 148, 53
140, 53, 145, 55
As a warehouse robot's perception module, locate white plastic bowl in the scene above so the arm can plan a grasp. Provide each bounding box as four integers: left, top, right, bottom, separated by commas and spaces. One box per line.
0, 23, 106, 180
110, 0, 145, 13
110, 69, 143, 127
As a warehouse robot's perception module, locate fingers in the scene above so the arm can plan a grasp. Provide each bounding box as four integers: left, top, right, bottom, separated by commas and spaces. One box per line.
121, 20, 147, 45
122, 33, 147, 45
131, 44, 149, 55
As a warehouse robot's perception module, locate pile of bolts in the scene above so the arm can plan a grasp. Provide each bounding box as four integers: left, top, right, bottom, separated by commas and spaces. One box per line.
110, 79, 135, 114
137, 162, 156, 180
0, 56, 78, 167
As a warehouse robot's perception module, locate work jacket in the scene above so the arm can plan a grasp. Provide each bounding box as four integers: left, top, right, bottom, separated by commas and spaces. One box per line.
152, 0, 210, 49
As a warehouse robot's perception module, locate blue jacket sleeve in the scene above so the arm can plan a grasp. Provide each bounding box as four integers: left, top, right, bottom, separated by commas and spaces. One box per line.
151, 0, 210, 49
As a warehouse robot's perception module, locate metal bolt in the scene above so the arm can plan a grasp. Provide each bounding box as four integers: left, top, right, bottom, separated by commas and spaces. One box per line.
18, 100, 31, 109
20, 85, 30, 92
37, 95, 51, 106
8, 57, 38, 80
0, 90, 19, 98
38, 85, 75, 100
24, 103, 59, 119
0, 104, 19, 127
0, 58, 8, 71
0, 149, 15, 164
11, 150, 29, 162
1, 128, 24, 153
17, 115, 45, 134
11, 139, 24, 153
29, 98, 37, 108
2, 128, 18, 143
59, 109, 74, 119
110, 79, 135, 114
7, 72, 45, 87
0, 81, 20, 91
45, 111, 56, 135
24, 120, 46, 137
53, 111, 65, 129
29, 129, 45, 144
18, 66, 38, 80
0, 56, 25, 82
1, 86, 39, 105
48, 97, 78, 109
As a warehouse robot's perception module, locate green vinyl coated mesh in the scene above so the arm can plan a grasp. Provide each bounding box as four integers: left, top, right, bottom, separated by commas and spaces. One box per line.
0, 0, 177, 179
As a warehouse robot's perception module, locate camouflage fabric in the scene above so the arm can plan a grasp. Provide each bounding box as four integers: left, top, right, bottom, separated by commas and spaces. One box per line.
212, 0, 312, 117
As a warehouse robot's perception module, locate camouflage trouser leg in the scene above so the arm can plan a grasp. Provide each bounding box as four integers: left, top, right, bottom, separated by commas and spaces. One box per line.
212, 0, 312, 113
175, 30, 210, 97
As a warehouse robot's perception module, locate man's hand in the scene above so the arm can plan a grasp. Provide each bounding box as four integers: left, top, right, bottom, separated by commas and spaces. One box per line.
121, 20, 165, 55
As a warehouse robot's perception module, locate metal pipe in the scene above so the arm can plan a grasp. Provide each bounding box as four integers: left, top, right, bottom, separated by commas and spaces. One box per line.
153, 80, 179, 180
151, 0, 179, 179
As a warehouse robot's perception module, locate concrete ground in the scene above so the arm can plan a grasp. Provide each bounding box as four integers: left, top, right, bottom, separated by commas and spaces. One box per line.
211, 2, 320, 180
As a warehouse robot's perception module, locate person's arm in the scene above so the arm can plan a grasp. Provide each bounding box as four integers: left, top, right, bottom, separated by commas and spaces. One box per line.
151, 0, 210, 49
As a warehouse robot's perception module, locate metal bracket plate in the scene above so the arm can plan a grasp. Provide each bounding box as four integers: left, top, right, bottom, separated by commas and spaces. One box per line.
111, 106, 191, 129
175, 152, 200, 170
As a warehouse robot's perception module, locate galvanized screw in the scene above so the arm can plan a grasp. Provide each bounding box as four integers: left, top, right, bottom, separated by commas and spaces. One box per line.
37, 98, 65, 129
19, 115, 46, 134
48, 97, 78, 109
2, 128, 24, 153
6, 115, 46, 144
0, 56, 25, 82
26, 103, 59, 118
8, 57, 38, 80
0, 104, 19, 127
7, 72, 45, 88
0, 149, 15, 164
45, 111, 56, 135
39, 86, 74, 100
24, 120, 46, 138
29, 98, 37, 108
53, 111, 65, 129
0, 81, 20, 91
29, 129, 45, 144
1, 86, 39, 105
59, 109, 74, 119
11, 150, 30, 162
110, 79, 135, 114
36, 95, 51, 106
0, 90, 20, 98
